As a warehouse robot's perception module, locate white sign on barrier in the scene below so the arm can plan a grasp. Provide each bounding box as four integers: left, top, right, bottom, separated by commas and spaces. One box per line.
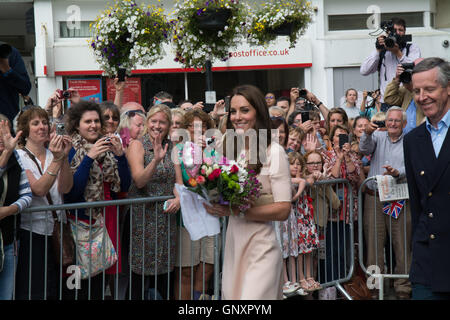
376, 175, 409, 202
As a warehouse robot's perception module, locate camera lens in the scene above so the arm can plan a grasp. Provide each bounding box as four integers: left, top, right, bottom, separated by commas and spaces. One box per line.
384, 36, 396, 48
63, 91, 71, 99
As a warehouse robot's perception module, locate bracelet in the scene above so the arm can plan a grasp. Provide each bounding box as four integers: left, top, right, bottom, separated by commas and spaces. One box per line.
46, 170, 58, 177
52, 154, 65, 162
316, 101, 323, 107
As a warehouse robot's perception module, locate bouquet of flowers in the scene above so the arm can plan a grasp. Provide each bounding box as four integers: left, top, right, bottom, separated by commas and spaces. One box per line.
186, 155, 262, 213
247, 0, 313, 48
89, 0, 171, 76
171, 0, 251, 69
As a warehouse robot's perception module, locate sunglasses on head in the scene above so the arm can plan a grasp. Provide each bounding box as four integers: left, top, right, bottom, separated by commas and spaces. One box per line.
270, 116, 285, 121
124, 109, 145, 118
265, 96, 275, 99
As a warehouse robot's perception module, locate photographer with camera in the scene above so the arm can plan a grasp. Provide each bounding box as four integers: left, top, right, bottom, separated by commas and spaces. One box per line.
384, 59, 425, 135
360, 18, 421, 109
0, 42, 31, 123
288, 87, 330, 120
360, 89, 382, 120
45, 88, 81, 127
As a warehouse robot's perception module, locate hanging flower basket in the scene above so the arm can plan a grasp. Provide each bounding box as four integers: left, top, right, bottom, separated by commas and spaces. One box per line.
89, 0, 171, 77
196, 8, 232, 31
270, 21, 294, 36
248, 0, 314, 48
171, 0, 251, 69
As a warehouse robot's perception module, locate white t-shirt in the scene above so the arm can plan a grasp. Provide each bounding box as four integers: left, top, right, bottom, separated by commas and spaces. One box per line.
16, 148, 66, 236
341, 104, 361, 119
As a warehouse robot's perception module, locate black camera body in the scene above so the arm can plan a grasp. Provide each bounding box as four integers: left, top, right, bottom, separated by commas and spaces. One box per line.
377, 20, 412, 50
0, 42, 12, 59
399, 62, 415, 84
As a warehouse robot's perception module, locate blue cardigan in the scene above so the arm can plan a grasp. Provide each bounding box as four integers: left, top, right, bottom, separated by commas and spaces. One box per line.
64, 148, 131, 219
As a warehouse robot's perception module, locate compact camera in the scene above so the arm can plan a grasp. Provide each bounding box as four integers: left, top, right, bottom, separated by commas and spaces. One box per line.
56, 123, 65, 135
57, 89, 71, 100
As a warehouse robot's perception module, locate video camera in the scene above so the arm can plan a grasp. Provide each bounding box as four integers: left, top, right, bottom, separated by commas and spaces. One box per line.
376, 20, 412, 50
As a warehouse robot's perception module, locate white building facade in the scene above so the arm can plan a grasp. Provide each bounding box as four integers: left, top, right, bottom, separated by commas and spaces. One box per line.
1, 0, 449, 109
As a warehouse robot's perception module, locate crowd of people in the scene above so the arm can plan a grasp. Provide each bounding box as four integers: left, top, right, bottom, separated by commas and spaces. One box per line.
0, 16, 449, 300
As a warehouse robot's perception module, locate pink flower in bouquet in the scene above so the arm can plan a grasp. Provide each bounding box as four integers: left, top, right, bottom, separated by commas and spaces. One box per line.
201, 168, 206, 175
196, 175, 206, 185
230, 164, 239, 174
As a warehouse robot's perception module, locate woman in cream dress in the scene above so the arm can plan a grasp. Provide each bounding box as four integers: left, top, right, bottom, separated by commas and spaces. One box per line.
204, 85, 292, 300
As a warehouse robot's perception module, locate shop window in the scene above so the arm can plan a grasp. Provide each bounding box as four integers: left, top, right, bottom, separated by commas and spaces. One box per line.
328, 12, 424, 31
59, 21, 92, 38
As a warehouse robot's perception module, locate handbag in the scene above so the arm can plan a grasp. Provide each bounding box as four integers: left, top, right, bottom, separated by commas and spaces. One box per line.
22, 148, 75, 267
69, 215, 117, 279
343, 245, 372, 300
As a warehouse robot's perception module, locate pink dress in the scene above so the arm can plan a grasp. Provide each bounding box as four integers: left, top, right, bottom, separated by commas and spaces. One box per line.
221, 143, 292, 300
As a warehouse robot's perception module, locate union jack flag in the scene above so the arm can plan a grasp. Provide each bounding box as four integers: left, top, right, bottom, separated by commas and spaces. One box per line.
382, 200, 405, 219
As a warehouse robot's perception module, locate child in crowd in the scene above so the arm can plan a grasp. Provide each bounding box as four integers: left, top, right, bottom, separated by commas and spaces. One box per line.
286, 127, 304, 154
281, 152, 303, 295
292, 152, 321, 293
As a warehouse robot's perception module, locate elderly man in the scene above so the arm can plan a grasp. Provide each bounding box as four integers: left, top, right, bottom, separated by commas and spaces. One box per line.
359, 106, 412, 299
404, 57, 450, 300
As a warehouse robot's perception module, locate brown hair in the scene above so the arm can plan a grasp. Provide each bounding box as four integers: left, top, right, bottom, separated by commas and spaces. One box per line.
65, 101, 104, 136
225, 84, 272, 174
326, 107, 349, 134
289, 126, 306, 141
288, 151, 306, 176
181, 109, 214, 130
304, 150, 325, 173
329, 124, 350, 143
17, 107, 50, 146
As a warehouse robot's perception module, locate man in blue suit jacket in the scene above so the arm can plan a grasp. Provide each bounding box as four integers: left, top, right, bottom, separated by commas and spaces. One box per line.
404, 57, 450, 300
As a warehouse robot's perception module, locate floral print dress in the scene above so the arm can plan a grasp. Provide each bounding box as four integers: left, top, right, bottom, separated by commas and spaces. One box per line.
128, 134, 176, 276
296, 191, 319, 254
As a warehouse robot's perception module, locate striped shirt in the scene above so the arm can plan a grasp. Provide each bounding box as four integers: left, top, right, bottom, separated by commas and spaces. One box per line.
0, 150, 32, 212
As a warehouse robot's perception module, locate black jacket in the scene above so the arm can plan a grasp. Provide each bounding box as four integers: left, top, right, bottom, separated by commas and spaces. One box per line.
0, 43, 31, 122
403, 122, 450, 292
0, 153, 22, 246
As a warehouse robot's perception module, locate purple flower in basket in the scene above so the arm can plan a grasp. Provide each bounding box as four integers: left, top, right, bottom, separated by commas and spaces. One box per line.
147, 11, 150, 16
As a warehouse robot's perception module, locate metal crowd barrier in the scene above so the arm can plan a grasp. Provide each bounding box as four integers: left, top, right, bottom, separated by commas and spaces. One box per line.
358, 176, 411, 300
281, 178, 355, 300
9, 196, 223, 300
8, 179, 356, 301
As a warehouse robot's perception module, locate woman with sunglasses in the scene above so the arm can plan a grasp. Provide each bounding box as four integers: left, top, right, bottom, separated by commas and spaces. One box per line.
117, 109, 146, 150
100, 102, 121, 135
265, 92, 276, 108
